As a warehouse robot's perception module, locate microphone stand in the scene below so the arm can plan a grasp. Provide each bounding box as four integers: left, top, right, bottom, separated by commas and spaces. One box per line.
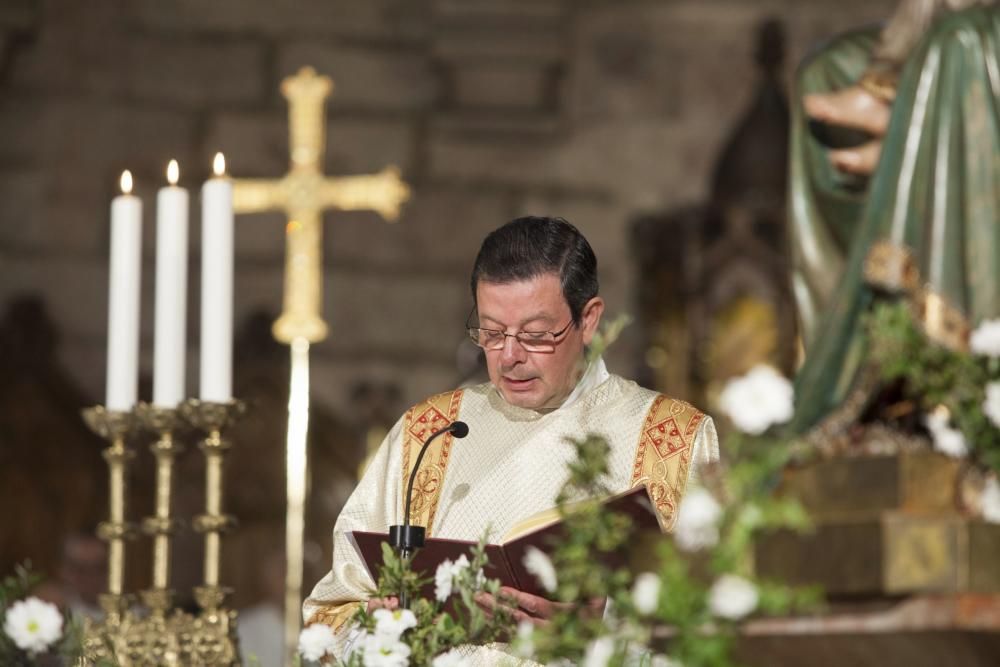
389, 420, 468, 609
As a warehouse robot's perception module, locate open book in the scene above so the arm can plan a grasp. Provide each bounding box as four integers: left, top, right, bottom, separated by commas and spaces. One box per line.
347, 484, 663, 599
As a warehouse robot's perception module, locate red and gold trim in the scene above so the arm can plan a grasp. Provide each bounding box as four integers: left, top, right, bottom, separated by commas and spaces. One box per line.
630, 395, 704, 531
400, 389, 465, 534
305, 600, 363, 632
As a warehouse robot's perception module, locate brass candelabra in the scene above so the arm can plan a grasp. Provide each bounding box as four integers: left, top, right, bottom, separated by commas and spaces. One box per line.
79, 399, 246, 666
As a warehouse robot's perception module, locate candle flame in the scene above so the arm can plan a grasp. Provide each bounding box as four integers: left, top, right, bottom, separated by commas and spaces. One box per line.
167, 159, 179, 186
120, 170, 133, 195
213, 152, 226, 177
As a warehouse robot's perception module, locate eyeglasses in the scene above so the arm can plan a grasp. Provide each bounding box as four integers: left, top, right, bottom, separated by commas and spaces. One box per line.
466, 312, 575, 352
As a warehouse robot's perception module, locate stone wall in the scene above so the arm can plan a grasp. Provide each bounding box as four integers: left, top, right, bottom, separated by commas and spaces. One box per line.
0, 0, 898, 421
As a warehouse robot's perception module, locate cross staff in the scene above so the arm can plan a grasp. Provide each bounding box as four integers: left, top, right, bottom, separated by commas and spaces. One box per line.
230, 66, 410, 666
233, 66, 410, 343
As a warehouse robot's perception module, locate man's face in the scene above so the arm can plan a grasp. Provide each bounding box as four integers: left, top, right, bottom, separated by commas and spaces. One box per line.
475, 273, 603, 410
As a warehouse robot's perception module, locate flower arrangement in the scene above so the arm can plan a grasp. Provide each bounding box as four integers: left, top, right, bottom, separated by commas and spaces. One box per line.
299, 356, 819, 666
867, 301, 1000, 517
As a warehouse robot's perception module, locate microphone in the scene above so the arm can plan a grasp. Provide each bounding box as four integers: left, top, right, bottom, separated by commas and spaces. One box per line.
389, 420, 468, 607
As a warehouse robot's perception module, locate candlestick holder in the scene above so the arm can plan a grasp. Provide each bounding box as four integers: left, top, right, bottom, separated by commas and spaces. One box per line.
179, 398, 247, 665
82, 405, 135, 624
134, 403, 185, 612
79, 405, 137, 662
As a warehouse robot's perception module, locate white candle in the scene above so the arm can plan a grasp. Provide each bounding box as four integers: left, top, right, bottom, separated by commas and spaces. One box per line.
106, 170, 143, 412
152, 160, 189, 407
200, 152, 234, 402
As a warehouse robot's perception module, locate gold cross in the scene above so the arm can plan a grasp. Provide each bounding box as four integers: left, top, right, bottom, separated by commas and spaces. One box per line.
232, 66, 410, 343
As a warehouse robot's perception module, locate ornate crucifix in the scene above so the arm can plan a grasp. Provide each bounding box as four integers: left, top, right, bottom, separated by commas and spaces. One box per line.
231, 66, 410, 665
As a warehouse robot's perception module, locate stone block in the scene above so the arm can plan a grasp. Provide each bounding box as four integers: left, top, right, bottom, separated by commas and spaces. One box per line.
429, 121, 700, 209
0, 255, 148, 344
13, 28, 266, 107
0, 96, 49, 165
38, 101, 199, 198
55, 335, 106, 406
325, 117, 415, 176
322, 269, 468, 356
432, 25, 566, 63
568, 8, 683, 122
277, 43, 436, 112
778, 452, 962, 520
432, 0, 566, 31
0, 169, 45, 249
229, 210, 288, 262
42, 193, 120, 258
311, 355, 457, 423
203, 111, 289, 179
125, 36, 267, 108
130, 0, 430, 42
756, 514, 1000, 595
736, 593, 1000, 667
322, 186, 514, 271
451, 64, 554, 110
0, 0, 37, 30
430, 112, 561, 137
233, 262, 285, 323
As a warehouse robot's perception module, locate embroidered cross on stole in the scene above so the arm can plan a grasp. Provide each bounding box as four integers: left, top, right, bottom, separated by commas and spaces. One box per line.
628, 395, 703, 530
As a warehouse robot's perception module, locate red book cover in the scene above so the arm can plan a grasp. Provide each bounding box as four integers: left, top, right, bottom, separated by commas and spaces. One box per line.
348, 485, 662, 599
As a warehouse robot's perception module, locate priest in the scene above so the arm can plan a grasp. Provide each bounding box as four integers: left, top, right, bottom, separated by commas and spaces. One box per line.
303, 216, 719, 661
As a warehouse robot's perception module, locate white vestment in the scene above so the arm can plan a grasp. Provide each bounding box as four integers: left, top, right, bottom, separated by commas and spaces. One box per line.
304, 359, 719, 663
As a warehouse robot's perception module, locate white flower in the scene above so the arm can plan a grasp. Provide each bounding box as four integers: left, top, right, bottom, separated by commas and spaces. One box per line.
970, 319, 1000, 357
435, 558, 456, 602
930, 426, 967, 457
513, 620, 535, 658
717, 365, 794, 435
451, 554, 470, 573
583, 636, 616, 667
3, 597, 63, 654
983, 382, 1000, 429
924, 407, 968, 458
708, 574, 759, 621
435, 555, 478, 602
432, 648, 470, 667
982, 475, 1000, 524
372, 608, 417, 640
631, 572, 661, 615
650, 655, 684, 667
298, 623, 337, 662
673, 487, 723, 552
522, 546, 557, 593
362, 632, 411, 667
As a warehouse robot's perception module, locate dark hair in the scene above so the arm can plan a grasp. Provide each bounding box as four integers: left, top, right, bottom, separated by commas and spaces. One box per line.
470, 216, 599, 325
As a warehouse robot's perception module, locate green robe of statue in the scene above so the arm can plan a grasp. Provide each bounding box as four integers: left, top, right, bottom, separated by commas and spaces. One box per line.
789, 6, 1000, 434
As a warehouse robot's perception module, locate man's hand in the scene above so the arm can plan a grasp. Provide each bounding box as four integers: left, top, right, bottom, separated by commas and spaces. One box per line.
475, 587, 605, 626
366, 596, 399, 613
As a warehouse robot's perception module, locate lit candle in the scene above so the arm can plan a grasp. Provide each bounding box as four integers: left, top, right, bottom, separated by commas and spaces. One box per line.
106, 170, 142, 412
152, 160, 189, 407
200, 152, 234, 402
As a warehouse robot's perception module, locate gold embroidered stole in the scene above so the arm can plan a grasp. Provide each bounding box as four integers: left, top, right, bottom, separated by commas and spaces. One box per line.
305, 389, 466, 631
629, 394, 704, 531
305, 602, 362, 632
399, 389, 465, 533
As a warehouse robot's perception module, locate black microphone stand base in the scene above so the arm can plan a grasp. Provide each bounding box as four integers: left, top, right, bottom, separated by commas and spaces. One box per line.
388, 524, 425, 609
